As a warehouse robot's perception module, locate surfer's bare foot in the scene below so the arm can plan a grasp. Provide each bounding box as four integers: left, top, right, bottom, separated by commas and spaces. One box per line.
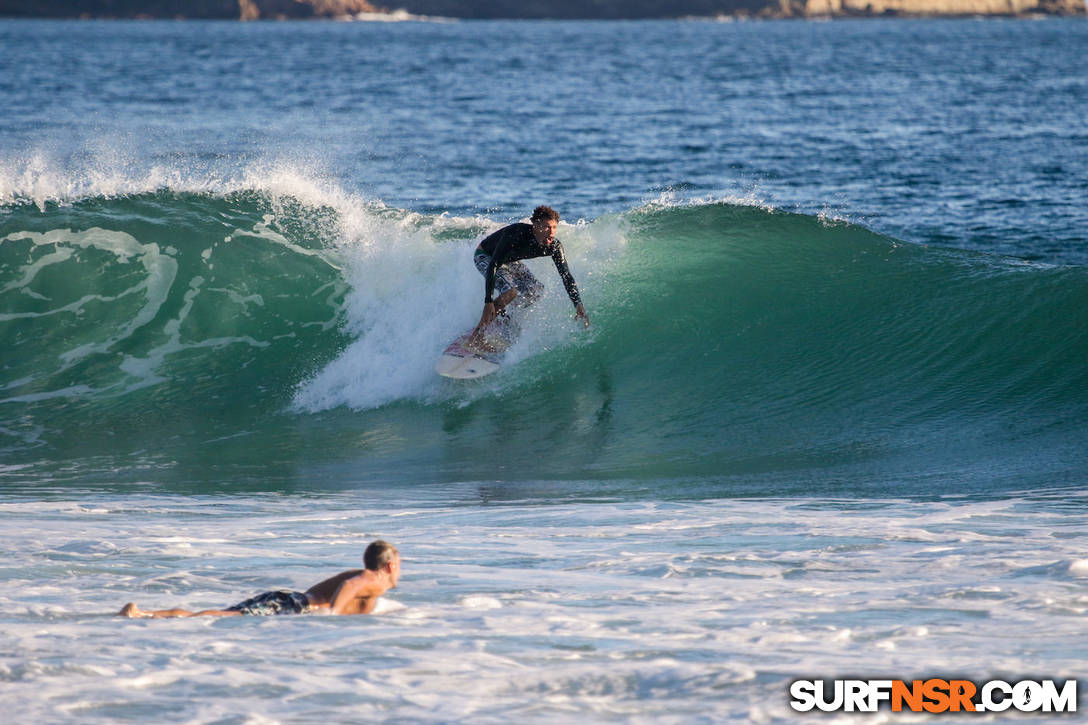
118, 602, 146, 618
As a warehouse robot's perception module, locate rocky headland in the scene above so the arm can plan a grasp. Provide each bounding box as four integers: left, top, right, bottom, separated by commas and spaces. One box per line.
0, 0, 1082, 19
0, 1, 383, 19
395, 0, 1085, 17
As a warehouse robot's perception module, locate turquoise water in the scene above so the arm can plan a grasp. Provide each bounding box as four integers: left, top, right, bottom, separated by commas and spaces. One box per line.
1, 17, 1086, 723
3, 194, 1086, 491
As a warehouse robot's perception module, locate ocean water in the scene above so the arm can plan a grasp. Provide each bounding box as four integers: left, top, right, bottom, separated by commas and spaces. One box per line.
1, 17, 1086, 722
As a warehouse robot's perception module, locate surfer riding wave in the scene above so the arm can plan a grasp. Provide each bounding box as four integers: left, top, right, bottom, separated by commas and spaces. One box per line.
471, 205, 590, 343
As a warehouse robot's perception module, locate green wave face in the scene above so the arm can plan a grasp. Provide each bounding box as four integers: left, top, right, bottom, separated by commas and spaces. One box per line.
422, 202, 1088, 489
1, 192, 351, 460
568, 203, 1088, 484
2, 193, 1086, 491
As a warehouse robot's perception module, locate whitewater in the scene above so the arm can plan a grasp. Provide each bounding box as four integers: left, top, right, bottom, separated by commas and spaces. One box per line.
2, 17, 1087, 723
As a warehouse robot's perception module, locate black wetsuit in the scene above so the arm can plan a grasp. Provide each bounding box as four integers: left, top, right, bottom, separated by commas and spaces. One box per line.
477, 223, 582, 308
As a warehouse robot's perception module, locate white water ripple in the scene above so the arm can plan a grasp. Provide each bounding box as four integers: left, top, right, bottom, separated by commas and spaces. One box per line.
0, 491, 1084, 722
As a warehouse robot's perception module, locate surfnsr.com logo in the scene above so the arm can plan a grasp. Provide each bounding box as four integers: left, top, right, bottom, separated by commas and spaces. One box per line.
789, 679, 1078, 714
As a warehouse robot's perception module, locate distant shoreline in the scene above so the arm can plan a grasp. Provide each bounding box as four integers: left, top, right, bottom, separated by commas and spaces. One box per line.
1, 13, 1085, 20
0, 0, 1083, 21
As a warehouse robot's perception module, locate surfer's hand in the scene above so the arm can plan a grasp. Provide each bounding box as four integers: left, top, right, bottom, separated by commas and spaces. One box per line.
477, 302, 497, 331
575, 304, 590, 329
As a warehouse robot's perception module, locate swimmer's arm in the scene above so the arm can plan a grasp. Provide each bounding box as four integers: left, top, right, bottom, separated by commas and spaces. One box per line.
329, 575, 380, 615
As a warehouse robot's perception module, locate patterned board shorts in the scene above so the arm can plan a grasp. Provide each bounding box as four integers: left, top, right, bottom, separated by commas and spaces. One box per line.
226, 590, 312, 616
474, 249, 543, 301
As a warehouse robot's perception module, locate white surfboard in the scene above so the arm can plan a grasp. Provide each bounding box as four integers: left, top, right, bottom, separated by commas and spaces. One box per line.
436, 315, 519, 379
435, 347, 500, 379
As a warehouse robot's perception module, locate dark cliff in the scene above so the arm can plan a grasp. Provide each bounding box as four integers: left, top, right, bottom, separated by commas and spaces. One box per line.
0, 0, 1082, 18
0, 0, 380, 18
392, 0, 1085, 17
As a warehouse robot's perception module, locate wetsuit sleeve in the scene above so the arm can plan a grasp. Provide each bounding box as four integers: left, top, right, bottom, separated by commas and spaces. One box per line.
484, 234, 514, 303
550, 241, 583, 308
484, 259, 497, 303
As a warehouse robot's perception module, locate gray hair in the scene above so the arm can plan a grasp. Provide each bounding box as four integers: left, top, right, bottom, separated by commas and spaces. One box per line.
364, 540, 398, 571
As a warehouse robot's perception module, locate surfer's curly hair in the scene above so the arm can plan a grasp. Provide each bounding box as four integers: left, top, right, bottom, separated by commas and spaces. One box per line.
531, 205, 560, 223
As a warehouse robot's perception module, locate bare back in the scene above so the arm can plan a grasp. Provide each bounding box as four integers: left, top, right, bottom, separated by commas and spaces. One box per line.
305, 569, 363, 606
